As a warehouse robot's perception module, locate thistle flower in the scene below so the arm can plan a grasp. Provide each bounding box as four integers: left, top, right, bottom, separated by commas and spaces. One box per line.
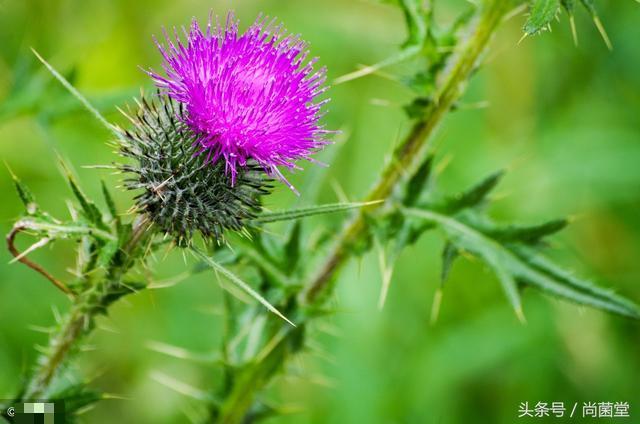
149, 12, 331, 191
118, 95, 271, 246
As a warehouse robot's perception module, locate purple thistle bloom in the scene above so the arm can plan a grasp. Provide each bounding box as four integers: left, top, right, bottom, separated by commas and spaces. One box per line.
149, 12, 331, 191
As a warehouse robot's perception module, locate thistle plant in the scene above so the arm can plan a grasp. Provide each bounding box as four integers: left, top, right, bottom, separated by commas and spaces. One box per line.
2, 1, 638, 423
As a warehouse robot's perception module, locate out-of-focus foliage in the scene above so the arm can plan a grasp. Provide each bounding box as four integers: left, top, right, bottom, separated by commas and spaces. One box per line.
1, 1, 639, 423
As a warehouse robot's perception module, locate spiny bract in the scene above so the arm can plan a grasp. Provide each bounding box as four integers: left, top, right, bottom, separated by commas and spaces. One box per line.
117, 95, 272, 246
149, 12, 331, 190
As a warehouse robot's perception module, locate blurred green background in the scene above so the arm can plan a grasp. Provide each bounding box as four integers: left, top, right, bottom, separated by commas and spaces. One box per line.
1, 0, 639, 423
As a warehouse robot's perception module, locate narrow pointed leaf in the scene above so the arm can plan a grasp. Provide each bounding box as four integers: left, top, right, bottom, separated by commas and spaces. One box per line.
512, 245, 640, 316
252, 201, 383, 224
441, 170, 504, 213
101, 180, 122, 232
17, 218, 116, 242
191, 247, 296, 327
100, 180, 117, 219
60, 161, 105, 229
8, 168, 39, 215
483, 218, 568, 244
404, 156, 434, 206
403, 208, 640, 319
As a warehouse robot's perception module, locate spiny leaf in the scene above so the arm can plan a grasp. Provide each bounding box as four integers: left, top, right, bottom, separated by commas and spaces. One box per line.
434, 217, 525, 321
191, 247, 296, 327
49, 383, 103, 418
252, 201, 383, 224
512, 245, 640, 315
100, 180, 117, 219
560, 0, 575, 12
16, 218, 116, 242
100, 281, 146, 310
403, 207, 640, 320
101, 180, 122, 234
237, 242, 294, 288
523, 0, 561, 36
479, 217, 569, 244
404, 156, 434, 206
7, 167, 39, 215
440, 170, 504, 213
59, 161, 106, 229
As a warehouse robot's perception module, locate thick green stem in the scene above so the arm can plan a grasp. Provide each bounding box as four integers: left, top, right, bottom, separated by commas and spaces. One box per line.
22, 217, 153, 400
218, 1, 510, 421
303, 0, 510, 303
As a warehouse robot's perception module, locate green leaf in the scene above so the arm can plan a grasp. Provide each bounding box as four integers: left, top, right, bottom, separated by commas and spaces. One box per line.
8, 167, 39, 215
405, 71, 436, 96
237, 241, 294, 288
425, 212, 525, 321
100, 280, 147, 310
46, 381, 106, 422
578, 0, 596, 13
440, 242, 459, 285
404, 156, 434, 206
512, 245, 640, 315
101, 180, 122, 232
100, 180, 117, 218
398, 0, 429, 47
403, 207, 640, 320
284, 221, 302, 270
523, 0, 561, 36
60, 161, 106, 229
252, 201, 383, 224
560, 0, 575, 13
403, 97, 432, 120
16, 217, 116, 242
473, 216, 569, 245
439, 170, 504, 214
191, 247, 296, 327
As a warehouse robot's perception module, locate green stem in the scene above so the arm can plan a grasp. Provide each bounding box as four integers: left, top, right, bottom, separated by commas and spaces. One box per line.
303, 0, 510, 303
22, 217, 153, 400
218, 1, 510, 421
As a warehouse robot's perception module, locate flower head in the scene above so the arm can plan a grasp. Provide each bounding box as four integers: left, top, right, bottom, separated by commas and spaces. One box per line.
150, 13, 331, 190
118, 95, 272, 246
